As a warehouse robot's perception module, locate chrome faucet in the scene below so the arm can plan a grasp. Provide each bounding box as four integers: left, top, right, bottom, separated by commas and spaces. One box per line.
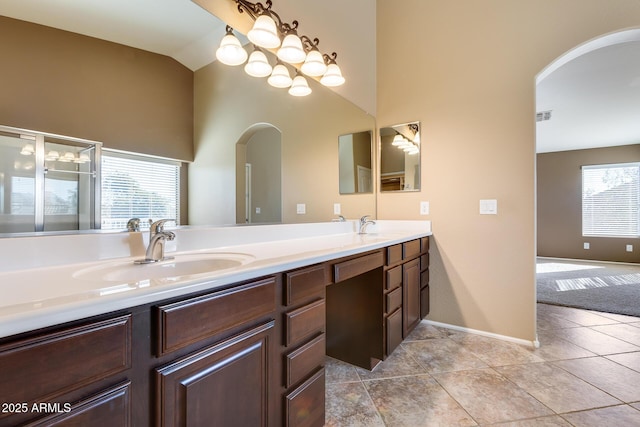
135, 219, 176, 264
358, 215, 376, 234
126, 217, 141, 232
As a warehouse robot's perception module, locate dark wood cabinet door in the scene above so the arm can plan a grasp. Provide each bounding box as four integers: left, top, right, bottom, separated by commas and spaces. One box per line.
156, 321, 274, 427
402, 258, 421, 337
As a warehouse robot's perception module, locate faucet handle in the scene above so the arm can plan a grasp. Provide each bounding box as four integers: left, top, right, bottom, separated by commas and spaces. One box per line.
150, 219, 176, 233
360, 215, 371, 223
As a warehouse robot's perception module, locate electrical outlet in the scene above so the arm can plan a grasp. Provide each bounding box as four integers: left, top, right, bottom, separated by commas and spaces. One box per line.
296, 203, 306, 214
626, 244, 633, 252
334, 203, 341, 215
420, 201, 429, 215
584, 242, 590, 250
255, 207, 261, 214
479, 199, 498, 215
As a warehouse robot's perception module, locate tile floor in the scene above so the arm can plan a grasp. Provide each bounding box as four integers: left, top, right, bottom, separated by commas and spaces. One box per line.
324, 303, 640, 426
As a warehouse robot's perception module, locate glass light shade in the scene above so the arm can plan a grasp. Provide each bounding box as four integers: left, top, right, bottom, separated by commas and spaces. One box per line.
288, 74, 312, 96
244, 49, 272, 78
391, 135, 406, 146
45, 150, 60, 161
407, 147, 420, 155
78, 153, 91, 163
320, 63, 345, 86
20, 143, 35, 155
248, 15, 281, 48
277, 34, 306, 64
301, 49, 327, 76
216, 34, 248, 66
268, 63, 292, 88
60, 151, 75, 162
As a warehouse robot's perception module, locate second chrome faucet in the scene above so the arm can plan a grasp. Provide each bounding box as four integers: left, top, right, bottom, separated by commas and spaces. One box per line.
358, 215, 376, 234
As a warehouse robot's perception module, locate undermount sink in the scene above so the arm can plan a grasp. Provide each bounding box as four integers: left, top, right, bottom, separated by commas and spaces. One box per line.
72, 252, 255, 283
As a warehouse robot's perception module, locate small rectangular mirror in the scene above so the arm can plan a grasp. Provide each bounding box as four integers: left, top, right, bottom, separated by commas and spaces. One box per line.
380, 121, 421, 192
339, 131, 373, 194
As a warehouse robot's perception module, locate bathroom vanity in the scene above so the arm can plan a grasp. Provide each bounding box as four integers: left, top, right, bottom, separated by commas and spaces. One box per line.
0, 221, 430, 426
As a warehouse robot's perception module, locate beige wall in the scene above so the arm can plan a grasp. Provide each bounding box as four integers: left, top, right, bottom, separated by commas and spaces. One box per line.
538, 145, 640, 262
0, 16, 194, 162
190, 58, 376, 225
377, 0, 640, 341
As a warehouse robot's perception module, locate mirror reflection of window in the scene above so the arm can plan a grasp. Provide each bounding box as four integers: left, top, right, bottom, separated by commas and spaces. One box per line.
380, 122, 421, 192
339, 131, 373, 194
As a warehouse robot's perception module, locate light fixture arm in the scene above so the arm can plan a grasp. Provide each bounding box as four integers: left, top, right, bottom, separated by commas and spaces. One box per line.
301, 36, 320, 52
323, 52, 338, 65
236, 0, 298, 36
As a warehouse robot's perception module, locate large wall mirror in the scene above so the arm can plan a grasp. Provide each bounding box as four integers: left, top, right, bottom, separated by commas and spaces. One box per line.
379, 122, 421, 192
338, 131, 373, 194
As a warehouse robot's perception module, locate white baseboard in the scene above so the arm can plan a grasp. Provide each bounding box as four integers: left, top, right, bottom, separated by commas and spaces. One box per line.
537, 256, 639, 267
423, 319, 540, 348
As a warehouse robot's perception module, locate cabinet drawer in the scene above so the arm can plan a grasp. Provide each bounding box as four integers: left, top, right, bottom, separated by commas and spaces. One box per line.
285, 334, 326, 388
285, 299, 325, 347
386, 308, 403, 356
156, 277, 276, 355
386, 244, 402, 266
420, 253, 429, 271
385, 286, 402, 314
386, 265, 402, 290
421, 237, 430, 252
333, 251, 384, 283
285, 368, 325, 427
0, 315, 131, 413
285, 264, 327, 306
421, 269, 430, 289
403, 239, 421, 260
25, 382, 131, 427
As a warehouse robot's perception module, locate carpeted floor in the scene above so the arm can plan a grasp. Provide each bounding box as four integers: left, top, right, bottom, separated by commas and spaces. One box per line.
537, 258, 640, 317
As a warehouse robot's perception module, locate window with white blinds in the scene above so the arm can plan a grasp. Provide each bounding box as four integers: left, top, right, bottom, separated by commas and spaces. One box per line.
101, 151, 180, 231
582, 163, 640, 237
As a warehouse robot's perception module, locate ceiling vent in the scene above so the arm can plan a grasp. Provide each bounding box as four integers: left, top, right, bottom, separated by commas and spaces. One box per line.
536, 110, 552, 122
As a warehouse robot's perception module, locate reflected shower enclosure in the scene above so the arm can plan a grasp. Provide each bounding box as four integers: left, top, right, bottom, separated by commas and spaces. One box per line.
0, 126, 101, 234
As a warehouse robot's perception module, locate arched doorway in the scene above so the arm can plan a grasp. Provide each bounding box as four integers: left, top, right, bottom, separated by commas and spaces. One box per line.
235, 123, 282, 224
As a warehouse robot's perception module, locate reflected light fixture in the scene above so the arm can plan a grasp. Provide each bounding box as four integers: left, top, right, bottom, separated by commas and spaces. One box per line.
244, 46, 273, 77
268, 61, 293, 88
20, 143, 35, 156
247, 14, 280, 48
216, 25, 248, 66
216, 0, 345, 96
288, 72, 311, 96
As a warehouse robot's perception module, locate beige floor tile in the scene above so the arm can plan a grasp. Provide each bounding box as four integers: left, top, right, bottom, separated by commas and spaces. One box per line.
450, 334, 545, 366
325, 356, 360, 384
356, 345, 428, 381
632, 402, 640, 411
432, 368, 553, 425
402, 338, 488, 374
536, 313, 582, 331
591, 323, 640, 346
590, 311, 640, 323
533, 330, 596, 361
405, 320, 449, 340
489, 415, 573, 426
496, 362, 620, 413
324, 381, 384, 426
606, 352, 640, 372
537, 304, 619, 327
554, 357, 640, 402
363, 375, 477, 427
561, 404, 640, 427
550, 326, 640, 355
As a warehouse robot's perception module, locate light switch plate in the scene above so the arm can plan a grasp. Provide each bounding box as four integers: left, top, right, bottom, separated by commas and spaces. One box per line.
479, 199, 498, 215
255, 207, 261, 214
627, 244, 633, 252
296, 203, 306, 214
334, 203, 341, 215
584, 242, 590, 250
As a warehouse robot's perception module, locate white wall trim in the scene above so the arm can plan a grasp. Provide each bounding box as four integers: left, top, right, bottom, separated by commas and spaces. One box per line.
424, 320, 540, 349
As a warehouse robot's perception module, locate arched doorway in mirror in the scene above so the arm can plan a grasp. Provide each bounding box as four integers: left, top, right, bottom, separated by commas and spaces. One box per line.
235, 123, 282, 224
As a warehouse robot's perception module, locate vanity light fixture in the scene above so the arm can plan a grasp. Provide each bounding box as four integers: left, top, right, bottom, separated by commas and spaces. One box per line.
216, 26, 249, 66
268, 61, 293, 88
391, 123, 420, 155
45, 150, 60, 161
216, 0, 345, 97
244, 46, 273, 77
20, 143, 35, 156
288, 72, 312, 96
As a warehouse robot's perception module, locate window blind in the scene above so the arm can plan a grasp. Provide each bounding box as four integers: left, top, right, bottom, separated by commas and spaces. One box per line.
582, 163, 640, 237
101, 151, 180, 231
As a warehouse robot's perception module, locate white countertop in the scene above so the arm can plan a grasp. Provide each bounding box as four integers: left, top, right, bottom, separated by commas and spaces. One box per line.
0, 220, 431, 338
